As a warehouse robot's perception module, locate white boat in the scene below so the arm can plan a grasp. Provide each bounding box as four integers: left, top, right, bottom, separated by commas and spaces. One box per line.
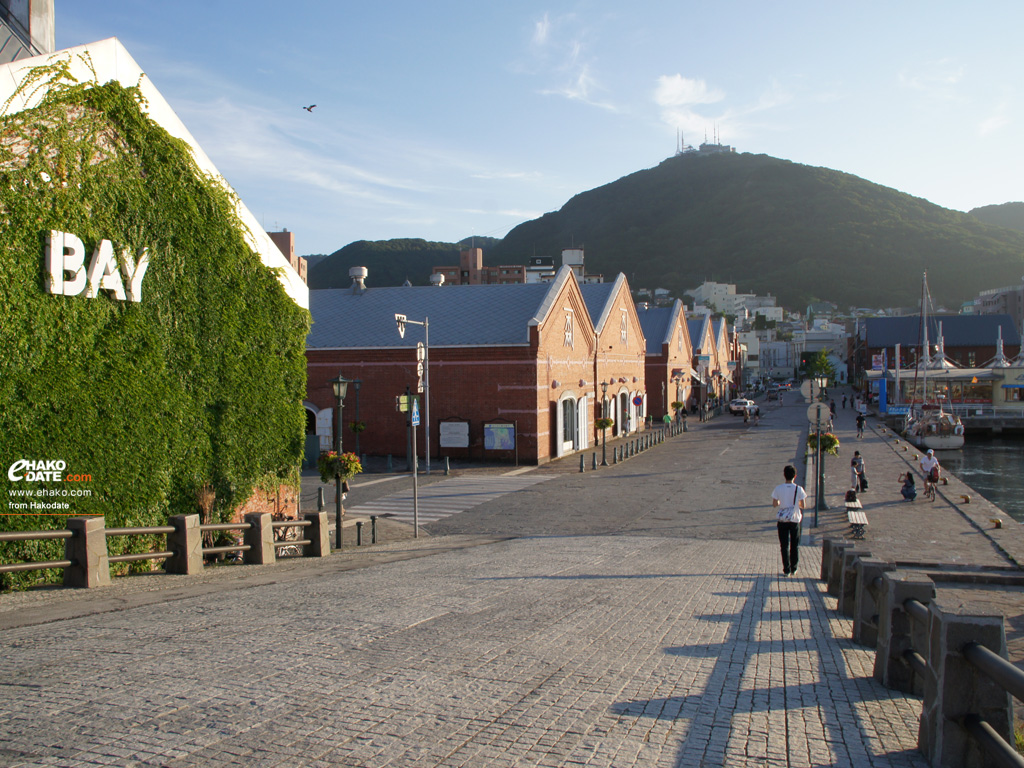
905, 404, 965, 450
902, 273, 965, 450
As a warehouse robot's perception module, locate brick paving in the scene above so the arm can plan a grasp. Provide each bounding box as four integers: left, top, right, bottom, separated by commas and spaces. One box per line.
1, 388, 1022, 766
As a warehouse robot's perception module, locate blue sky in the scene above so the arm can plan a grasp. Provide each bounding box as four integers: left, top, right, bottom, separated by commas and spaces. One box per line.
59, 1, 1023, 257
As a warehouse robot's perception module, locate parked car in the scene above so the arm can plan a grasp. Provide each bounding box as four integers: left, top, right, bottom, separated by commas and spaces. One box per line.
766, 389, 780, 401
729, 398, 755, 415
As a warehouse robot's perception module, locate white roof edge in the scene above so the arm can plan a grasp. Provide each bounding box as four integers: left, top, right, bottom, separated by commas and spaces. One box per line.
529, 265, 574, 327
0, 38, 308, 310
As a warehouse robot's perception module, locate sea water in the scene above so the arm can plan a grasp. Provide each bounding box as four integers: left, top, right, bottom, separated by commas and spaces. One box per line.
937, 437, 1024, 522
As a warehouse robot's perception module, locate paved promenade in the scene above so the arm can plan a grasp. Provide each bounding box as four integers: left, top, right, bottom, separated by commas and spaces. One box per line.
0, 390, 1021, 767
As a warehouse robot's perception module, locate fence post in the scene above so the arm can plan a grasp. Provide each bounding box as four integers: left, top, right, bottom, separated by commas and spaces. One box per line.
826, 540, 854, 597
303, 511, 330, 558
873, 570, 935, 693
166, 514, 203, 575
919, 604, 1010, 768
63, 516, 110, 588
243, 513, 275, 565
839, 547, 871, 618
852, 557, 895, 647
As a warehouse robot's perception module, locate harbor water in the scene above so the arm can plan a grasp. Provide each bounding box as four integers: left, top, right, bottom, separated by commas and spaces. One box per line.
937, 436, 1024, 523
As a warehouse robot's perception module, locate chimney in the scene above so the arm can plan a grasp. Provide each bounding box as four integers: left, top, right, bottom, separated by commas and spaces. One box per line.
349, 266, 367, 294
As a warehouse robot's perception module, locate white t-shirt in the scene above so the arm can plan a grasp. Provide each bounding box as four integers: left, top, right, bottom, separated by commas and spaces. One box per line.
920, 455, 940, 475
772, 482, 808, 521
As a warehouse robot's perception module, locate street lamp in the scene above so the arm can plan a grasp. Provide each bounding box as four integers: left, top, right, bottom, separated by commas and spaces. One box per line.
352, 379, 362, 457
600, 381, 609, 466
329, 372, 351, 550
395, 313, 431, 474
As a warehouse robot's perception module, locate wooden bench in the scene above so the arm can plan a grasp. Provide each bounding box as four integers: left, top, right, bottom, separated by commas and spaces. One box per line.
846, 500, 867, 539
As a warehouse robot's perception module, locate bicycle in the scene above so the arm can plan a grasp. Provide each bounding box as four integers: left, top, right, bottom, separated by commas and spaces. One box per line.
923, 475, 937, 502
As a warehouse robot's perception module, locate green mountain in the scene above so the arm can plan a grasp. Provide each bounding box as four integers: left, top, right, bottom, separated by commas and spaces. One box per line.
309, 153, 1024, 309
970, 202, 1024, 233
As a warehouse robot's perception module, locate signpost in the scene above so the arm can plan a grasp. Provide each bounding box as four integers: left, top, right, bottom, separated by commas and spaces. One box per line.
396, 392, 421, 538
806, 400, 829, 524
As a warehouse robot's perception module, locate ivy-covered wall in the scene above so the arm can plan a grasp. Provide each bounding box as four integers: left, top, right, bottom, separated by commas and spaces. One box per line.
0, 66, 310, 588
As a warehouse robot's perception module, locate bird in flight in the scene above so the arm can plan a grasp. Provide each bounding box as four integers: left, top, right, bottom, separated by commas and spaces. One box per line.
303, 104, 316, 112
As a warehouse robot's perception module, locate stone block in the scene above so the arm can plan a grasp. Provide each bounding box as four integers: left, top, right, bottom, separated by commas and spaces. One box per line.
873, 570, 934, 693
852, 557, 895, 648
165, 514, 203, 575
303, 512, 330, 558
839, 547, 871, 618
827, 540, 854, 597
243, 513, 276, 565
63, 516, 111, 588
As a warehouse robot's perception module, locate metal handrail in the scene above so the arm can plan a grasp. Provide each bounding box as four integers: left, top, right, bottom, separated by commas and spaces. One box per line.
202, 544, 250, 556
109, 551, 174, 564
963, 642, 1024, 705
0, 529, 73, 542
0, 559, 74, 574
961, 714, 1024, 768
274, 539, 311, 549
903, 597, 929, 624
200, 522, 252, 532
272, 519, 312, 529
107, 526, 176, 536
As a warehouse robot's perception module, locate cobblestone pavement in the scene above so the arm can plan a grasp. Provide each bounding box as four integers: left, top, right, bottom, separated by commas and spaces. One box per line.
0, 537, 927, 768
2, 389, 1022, 766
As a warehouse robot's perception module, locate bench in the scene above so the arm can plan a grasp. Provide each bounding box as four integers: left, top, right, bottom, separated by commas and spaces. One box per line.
846, 500, 867, 539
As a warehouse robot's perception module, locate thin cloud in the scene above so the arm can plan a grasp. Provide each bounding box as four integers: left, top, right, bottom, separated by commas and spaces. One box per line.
898, 59, 964, 98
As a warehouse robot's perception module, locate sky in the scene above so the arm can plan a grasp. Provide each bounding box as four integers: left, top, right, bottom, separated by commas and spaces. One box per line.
58, 1, 1024, 257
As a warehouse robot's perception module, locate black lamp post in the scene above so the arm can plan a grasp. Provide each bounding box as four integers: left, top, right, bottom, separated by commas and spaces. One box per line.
353, 379, 362, 457
600, 381, 609, 466
329, 372, 351, 550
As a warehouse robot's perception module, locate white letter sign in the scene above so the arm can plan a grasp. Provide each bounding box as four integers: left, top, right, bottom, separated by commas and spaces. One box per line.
44, 230, 148, 302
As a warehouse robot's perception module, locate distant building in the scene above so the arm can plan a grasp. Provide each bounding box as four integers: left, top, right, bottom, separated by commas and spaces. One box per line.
268, 229, 308, 285
525, 256, 555, 284
973, 279, 1024, 329
432, 248, 525, 285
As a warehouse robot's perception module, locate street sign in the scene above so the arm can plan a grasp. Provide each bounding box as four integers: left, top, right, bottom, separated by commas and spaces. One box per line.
411, 398, 420, 426
806, 402, 829, 424
416, 342, 425, 361
396, 394, 410, 412
800, 380, 813, 400
632, 395, 643, 406
395, 313, 406, 339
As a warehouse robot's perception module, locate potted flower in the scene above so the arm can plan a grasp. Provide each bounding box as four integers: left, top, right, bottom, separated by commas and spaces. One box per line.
349, 420, 366, 434
807, 432, 840, 456
317, 451, 363, 484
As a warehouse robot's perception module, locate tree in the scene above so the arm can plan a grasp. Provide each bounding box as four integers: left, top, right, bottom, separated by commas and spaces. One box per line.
803, 349, 836, 382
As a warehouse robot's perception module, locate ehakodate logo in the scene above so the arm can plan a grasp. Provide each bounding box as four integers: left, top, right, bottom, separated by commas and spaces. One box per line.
8, 460, 80, 483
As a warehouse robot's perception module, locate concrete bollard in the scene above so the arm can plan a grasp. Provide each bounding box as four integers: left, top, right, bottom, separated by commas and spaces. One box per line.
303, 511, 330, 557
370, 515, 378, 544
852, 557, 896, 648
166, 514, 203, 575
919, 603, 1011, 768
579, 455, 585, 473
63, 516, 111, 588
840, 547, 871, 618
592, 453, 597, 470
317, 487, 325, 511
827, 540, 855, 597
873, 570, 935, 693
356, 520, 364, 546
243, 513, 276, 565
445, 457, 450, 475
821, 538, 849, 583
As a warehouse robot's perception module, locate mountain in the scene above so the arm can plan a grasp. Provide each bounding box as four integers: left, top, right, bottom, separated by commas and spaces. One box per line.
309, 153, 1024, 309
970, 202, 1024, 233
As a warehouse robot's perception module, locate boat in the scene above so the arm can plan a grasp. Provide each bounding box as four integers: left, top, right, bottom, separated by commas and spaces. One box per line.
902, 273, 965, 450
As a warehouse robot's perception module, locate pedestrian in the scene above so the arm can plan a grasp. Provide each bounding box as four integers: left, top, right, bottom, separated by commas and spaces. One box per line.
899, 472, 917, 501
856, 412, 865, 438
852, 450, 867, 491
920, 449, 941, 499
772, 464, 807, 577
830, 399, 836, 418
842, 394, 847, 409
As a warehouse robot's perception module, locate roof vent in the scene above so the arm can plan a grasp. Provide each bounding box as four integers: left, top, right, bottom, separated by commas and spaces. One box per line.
349, 266, 368, 294
430, 273, 445, 286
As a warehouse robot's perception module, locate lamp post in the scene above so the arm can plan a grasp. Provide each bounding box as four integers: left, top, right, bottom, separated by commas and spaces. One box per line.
396, 314, 431, 475
600, 381, 609, 466
329, 372, 351, 550
353, 379, 362, 457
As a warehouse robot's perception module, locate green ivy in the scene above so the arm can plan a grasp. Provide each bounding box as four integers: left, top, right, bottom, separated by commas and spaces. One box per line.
0, 63, 310, 588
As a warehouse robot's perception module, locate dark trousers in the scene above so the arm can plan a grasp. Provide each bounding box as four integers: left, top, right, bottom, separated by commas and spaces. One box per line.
777, 521, 801, 573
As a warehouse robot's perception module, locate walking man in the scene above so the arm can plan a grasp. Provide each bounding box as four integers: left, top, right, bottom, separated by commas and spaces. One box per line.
856, 412, 865, 439
772, 465, 807, 577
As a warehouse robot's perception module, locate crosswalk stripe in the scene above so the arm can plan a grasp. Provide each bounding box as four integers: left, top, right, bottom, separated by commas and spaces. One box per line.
346, 473, 551, 525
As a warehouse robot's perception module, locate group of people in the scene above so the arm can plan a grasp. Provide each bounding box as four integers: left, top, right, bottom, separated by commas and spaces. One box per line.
769, 391, 945, 576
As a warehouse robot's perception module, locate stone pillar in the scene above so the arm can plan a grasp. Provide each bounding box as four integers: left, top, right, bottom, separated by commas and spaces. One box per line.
827, 540, 854, 597
63, 516, 111, 588
820, 538, 846, 582
852, 557, 895, 648
165, 514, 203, 575
839, 547, 871, 618
303, 512, 330, 558
243, 513, 275, 565
873, 570, 935, 694
918, 604, 1010, 768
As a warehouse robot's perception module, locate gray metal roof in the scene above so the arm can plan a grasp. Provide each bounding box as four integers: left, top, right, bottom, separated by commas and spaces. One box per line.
637, 305, 674, 355
307, 278, 562, 348
578, 279, 619, 333
864, 315, 1021, 348
688, 316, 710, 352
